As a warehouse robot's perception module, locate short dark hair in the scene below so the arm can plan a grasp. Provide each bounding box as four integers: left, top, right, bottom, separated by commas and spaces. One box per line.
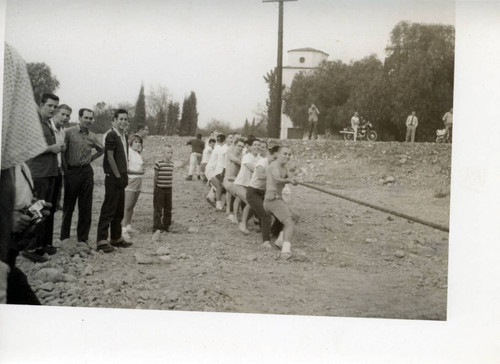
248, 138, 261, 147
216, 134, 226, 143
78, 108, 94, 117
40, 93, 59, 105
113, 109, 128, 119
196, 133, 202, 139
269, 145, 280, 155
234, 138, 245, 146
136, 124, 147, 132
208, 138, 216, 144
56, 104, 72, 113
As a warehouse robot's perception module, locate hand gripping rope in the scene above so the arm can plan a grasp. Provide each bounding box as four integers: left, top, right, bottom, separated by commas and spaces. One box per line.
297, 182, 449, 233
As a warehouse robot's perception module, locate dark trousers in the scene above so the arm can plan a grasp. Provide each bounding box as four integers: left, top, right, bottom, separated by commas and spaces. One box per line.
53, 171, 63, 208
31, 176, 56, 250
153, 187, 172, 231
246, 187, 283, 242
7, 251, 40, 305
61, 166, 94, 242
97, 174, 127, 242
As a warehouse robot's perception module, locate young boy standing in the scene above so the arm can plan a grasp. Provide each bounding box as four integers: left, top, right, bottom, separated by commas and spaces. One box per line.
152, 145, 174, 241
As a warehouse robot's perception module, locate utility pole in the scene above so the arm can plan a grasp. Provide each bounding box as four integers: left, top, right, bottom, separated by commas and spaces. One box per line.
263, 0, 297, 138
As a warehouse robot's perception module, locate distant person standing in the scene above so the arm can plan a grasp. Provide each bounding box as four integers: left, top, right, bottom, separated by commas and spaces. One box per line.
60, 108, 103, 245
186, 133, 205, 180
200, 138, 215, 182
405, 111, 418, 143
23, 93, 63, 261
308, 103, 320, 140
442, 108, 453, 143
96, 109, 131, 252
152, 145, 174, 240
351, 111, 360, 141
133, 124, 149, 140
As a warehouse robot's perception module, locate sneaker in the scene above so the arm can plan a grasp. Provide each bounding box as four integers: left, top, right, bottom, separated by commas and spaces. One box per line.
239, 223, 250, 235
96, 241, 115, 253
152, 230, 161, 242
21, 250, 48, 263
122, 231, 131, 241
216, 201, 224, 211
261, 241, 272, 249
126, 226, 140, 234
164, 227, 178, 233
280, 241, 292, 260
186, 175, 193, 181
110, 238, 133, 248
43, 245, 57, 255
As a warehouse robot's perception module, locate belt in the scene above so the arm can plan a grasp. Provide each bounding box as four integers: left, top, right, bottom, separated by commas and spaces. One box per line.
227, 179, 235, 182
67, 164, 90, 169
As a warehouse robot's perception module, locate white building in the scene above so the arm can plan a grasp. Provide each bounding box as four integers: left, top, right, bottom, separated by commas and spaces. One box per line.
280, 47, 329, 139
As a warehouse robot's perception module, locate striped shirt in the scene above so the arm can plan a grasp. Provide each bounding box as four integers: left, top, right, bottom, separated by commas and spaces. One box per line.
64, 125, 103, 167
154, 160, 173, 188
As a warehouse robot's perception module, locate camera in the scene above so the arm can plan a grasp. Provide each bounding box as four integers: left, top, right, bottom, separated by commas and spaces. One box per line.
25, 199, 46, 224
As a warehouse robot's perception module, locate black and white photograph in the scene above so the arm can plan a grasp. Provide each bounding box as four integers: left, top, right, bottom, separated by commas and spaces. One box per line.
1, 0, 499, 363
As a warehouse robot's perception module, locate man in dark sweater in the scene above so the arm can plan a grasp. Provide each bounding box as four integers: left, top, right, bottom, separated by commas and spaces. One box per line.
23, 93, 64, 262
186, 133, 204, 180
96, 109, 132, 252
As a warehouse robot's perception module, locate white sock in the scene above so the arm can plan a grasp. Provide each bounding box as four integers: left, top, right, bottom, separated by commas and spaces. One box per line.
216, 201, 222, 209
281, 241, 291, 254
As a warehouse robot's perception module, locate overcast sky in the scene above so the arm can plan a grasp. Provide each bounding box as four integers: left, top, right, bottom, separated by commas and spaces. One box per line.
4, 0, 454, 128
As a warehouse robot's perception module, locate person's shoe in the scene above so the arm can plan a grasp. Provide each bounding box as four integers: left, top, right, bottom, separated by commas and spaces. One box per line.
239, 223, 250, 235
21, 250, 48, 263
164, 227, 178, 233
216, 201, 224, 211
186, 175, 193, 181
126, 226, 140, 234
110, 237, 133, 248
96, 241, 115, 253
197, 175, 201, 180
262, 241, 272, 249
43, 245, 57, 255
280, 241, 292, 260
152, 230, 161, 242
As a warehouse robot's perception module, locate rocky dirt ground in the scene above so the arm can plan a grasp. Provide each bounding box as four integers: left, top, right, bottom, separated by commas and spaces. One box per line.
16, 136, 451, 320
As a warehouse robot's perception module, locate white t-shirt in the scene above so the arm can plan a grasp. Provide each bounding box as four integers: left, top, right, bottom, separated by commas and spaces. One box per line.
205, 144, 221, 180
234, 153, 258, 187
128, 148, 144, 179
248, 157, 268, 190
214, 144, 228, 176
201, 145, 213, 164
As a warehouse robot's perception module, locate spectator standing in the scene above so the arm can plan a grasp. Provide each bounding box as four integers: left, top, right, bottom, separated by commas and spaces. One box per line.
186, 133, 205, 180
60, 109, 103, 245
122, 135, 145, 239
152, 145, 174, 240
96, 109, 132, 252
23, 93, 63, 261
308, 104, 320, 140
51, 104, 71, 211
351, 111, 360, 141
443, 108, 453, 143
405, 111, 418, 143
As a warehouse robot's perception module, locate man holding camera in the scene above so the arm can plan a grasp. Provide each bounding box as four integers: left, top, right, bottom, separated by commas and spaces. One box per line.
23, 93, 64, 262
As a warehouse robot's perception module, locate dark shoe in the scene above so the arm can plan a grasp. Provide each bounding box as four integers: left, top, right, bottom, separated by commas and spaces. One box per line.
186, 175, 193, 181
110, 238, 133, 248
96, 242, 115, 253
197, 175, 201, 180
21, 250, 48, 263
43, 245, 57, 255
164, 227, 178, 233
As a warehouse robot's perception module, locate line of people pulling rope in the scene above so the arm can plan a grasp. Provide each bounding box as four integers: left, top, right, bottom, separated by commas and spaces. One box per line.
186, 132, 300, 260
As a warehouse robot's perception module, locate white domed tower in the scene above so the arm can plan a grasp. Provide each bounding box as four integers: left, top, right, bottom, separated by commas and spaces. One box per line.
281, 48, 329, 139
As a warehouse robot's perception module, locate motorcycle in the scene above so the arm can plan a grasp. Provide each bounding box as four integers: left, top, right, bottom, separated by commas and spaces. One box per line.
340, 121, 377, 141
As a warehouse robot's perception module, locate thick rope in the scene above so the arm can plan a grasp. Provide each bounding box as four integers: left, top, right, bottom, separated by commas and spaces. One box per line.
297, 182, 449, 233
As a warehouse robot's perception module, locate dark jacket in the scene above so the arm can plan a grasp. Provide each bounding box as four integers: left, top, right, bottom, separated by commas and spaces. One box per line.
26, 112, 58, 178
103, 129, 128, 175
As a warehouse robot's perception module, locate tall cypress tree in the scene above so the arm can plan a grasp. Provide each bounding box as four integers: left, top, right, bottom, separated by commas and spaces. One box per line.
178, 96, 190, 136
166, 101, 180, 136
131, 84, 146, 133
188, 91, 198, 135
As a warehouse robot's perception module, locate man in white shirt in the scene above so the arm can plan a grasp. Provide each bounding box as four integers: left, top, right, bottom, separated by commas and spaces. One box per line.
51, 104, 71, 212
351, 111, 360, 141
205, 134, 227, 209
405, 111, 418, 143
308, 104, 320, 140
233, 139, 261, 234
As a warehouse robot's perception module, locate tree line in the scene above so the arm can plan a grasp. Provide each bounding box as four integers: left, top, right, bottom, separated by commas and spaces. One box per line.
25, 64, 200, 136
265, 21, 455, 141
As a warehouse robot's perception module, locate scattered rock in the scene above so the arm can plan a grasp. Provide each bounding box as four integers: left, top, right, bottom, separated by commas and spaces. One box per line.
38, 282, 55, 291
344, 220, 354, 226
134, 252, 156, 264
164, 290, 180, 302
83, 264, 93, 276
364, 238, 377, 244
188, 227, 200, 233
394, 250, 406, 258
103, 288, 114, 295
156, 246, 170, 256
34, 268, 76, 283
158, 255, 172, 263
383, 176, 396, 185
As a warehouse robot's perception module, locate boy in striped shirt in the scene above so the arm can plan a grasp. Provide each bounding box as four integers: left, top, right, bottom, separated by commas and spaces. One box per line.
152, 145, 174, 240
